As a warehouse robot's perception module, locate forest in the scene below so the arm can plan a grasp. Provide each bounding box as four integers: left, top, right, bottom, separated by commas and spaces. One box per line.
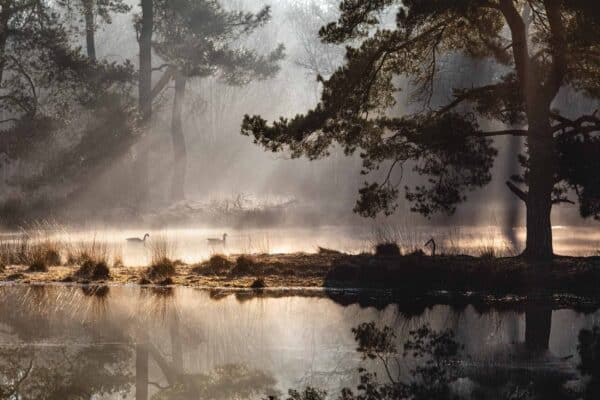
0, 1, 599, 399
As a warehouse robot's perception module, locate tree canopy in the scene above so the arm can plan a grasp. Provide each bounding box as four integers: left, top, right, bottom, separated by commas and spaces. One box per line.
242, 0, 600, 223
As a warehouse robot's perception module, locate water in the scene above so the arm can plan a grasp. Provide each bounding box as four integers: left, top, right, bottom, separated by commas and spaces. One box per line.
1, 285, 600, 399
5, 225, 598, 266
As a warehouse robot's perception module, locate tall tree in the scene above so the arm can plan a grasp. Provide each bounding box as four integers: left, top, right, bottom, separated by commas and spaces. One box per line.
242, 0, 600, 260
152, 0, 285, 201
58, 0, 131, 60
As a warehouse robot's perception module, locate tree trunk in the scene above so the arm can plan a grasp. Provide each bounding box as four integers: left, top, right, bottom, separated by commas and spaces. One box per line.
135, 343, 148, 400
170, 72, 187, 202
523, 112, 555, 260
138, 0, 153, 121
0, 5, 12, 84
134, 0, 153, 211
82, 0, 96, 61
525, 303, 552, 353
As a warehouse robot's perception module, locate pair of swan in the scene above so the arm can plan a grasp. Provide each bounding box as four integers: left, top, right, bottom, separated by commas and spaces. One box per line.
125, 233, 227, 245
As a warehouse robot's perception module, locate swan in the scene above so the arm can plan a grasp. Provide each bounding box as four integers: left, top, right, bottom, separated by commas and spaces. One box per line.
127, 233, 150, 243
207, 233, 227, 245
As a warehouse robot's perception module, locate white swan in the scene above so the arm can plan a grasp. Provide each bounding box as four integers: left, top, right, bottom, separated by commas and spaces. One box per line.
127, 233, 150, 243
207, 233, 227, 245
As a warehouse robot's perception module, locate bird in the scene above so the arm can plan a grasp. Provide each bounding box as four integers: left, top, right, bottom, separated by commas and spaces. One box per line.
207, 233, 227, 245
127, 233, 150, 243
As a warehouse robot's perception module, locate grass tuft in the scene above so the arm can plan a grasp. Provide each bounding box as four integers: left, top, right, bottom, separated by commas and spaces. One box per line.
76, 259, 110, 280
230, 255, 257, 275
250, 277, 266, 289
28, 259, 48, 272
192, 254, 233, 275
145, 234, 178, 280
375, 242, 401, 256
148, 258, 176, 279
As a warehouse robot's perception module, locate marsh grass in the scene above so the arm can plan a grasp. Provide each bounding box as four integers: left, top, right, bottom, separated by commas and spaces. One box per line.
241, 233, 271, 255
75, 259, 110, 280
0, 222, 66, 271
147, 234, 177, 279
230, 255, 257, 275
65, 236, 109, 266
192, 254, 233, 275
370, 223, 427, 256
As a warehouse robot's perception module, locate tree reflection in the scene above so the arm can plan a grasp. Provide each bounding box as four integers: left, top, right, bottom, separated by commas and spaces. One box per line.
0, 344, 133, 399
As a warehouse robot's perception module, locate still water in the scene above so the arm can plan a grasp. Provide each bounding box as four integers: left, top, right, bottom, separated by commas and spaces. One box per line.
1, 285, 600, 399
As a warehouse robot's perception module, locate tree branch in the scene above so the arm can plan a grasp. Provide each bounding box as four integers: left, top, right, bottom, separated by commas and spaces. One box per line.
551, 110, 600, 134
506, 180, 527, 202
437, 83, 511, 115
478, 129, 528, 137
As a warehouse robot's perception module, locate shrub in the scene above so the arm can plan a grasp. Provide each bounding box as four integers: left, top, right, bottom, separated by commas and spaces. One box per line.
76, 260, 110, 280
28, 259, 48, 272
250, 277, 266, 289
44, 249, 61, 266
375, 242, 401, 256
148, 258, 176, 279
230, 255, 256, 275
193, 254, 233, 275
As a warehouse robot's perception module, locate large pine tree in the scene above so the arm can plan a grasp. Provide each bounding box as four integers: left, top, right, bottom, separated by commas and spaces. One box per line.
242, 0, 600, 260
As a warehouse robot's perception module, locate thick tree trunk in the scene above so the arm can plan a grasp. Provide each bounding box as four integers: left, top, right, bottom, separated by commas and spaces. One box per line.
170, 72, 187, 202
523, 113, 555, 260
525, 303, 552, 353
82, 0, 96, 61
134, 0, 153, 210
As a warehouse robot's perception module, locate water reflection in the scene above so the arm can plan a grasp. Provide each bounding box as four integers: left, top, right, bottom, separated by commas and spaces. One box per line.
0, 285, 600, 399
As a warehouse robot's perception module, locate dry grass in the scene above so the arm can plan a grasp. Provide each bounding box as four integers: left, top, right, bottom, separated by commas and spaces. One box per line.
192, 254, 233, 275
75, 259, 110, 280
146, 234, 177, 279
370, 223, 429, 255
65, 236, 109, 266
0, 222, 65, 271
230, 255, 257, 275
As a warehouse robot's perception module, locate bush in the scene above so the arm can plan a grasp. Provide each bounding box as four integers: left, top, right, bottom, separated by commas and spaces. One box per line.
28, 259, 48, 272
76, 260, 110, 280
250, 277, 266, 289
230, 255, 256, 275
44, 249, 61, 266
148, 258, 176, 279
375, 242, 401, 256
193, 254, 233, 275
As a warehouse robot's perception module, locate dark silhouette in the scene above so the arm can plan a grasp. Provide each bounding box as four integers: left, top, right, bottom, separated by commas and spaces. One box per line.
242, 0, 600, 261
127, 233, 150, 243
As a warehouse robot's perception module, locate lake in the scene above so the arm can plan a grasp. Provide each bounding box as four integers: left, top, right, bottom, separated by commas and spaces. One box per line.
1, 284, 599, 399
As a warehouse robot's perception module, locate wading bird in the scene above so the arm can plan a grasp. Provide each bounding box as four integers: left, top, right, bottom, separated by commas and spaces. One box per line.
207, 233, 227, 245
126, 233, 150, 243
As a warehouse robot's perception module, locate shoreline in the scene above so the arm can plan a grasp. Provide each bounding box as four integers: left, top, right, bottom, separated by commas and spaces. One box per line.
1, 251, 600, 295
